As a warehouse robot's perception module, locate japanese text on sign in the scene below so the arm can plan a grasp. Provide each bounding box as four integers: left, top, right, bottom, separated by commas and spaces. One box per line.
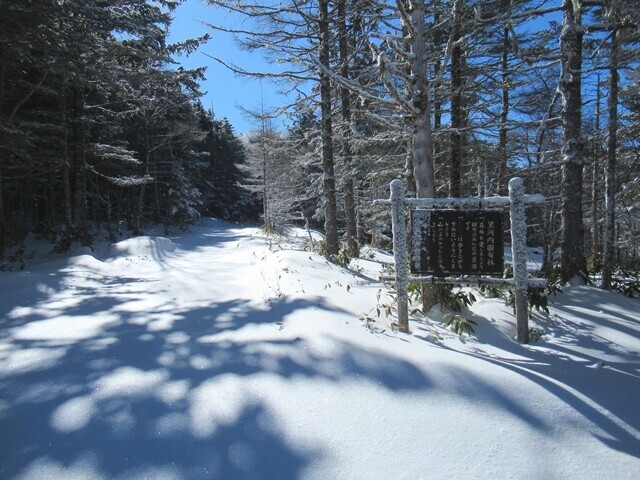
410, 210, 504, 275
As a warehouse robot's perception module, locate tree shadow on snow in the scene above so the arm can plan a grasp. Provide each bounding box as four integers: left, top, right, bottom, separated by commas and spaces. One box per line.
0, 285, 432, 479
415, 287, 640, 460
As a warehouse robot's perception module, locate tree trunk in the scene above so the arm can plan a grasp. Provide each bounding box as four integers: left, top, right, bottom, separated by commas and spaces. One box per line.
0, 164, 5, 255
319, 0, 339, 256
433, 1, 443, 151
0, 45, 5, 255
410, 0, 436, 198
135, 184, 145, 236
356, 198, 365, 245
154, 167, 161, 223
498, 7, 510, 196
602, 28, 618, 289
61, 81, 72, 230
73, 87, 88, 242
343, 176, 358, 255
338, 0, 358, 257
560, 0, 587, 283
107, 186, 115, 242
135, 156, 149, 236
590, 77, 601, 267
371, 182, 379, 247
409, 0, 438, 313
262, 126, 269, 227
449, 0, 464, 198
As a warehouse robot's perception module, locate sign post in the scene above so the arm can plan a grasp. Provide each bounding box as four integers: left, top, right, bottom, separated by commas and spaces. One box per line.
390, 179, 409, 333
375, 177, 545, 343
509, 177, 529, 343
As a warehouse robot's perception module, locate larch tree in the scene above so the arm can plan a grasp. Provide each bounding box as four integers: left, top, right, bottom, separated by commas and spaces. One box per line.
559, 0, 588, 283
337, 0, 359, 256
318, 0, 340, 255
601, 26, 620, 289
448, 0, 465, 198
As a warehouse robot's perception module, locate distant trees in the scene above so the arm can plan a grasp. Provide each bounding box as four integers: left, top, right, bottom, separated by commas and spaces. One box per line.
244, 121, 317, 230
196, 109, 258, 221
206, 0, 343, 255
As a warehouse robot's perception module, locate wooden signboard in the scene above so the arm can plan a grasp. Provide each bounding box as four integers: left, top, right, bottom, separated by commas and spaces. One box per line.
376, 178, 544, 341
410, 210, 504, 275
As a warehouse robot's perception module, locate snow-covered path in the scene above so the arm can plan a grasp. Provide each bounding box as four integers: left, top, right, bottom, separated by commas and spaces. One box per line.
1, 220, 639, 479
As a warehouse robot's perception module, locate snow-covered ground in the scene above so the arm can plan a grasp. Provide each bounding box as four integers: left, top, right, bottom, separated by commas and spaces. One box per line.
1, 219, 639, 480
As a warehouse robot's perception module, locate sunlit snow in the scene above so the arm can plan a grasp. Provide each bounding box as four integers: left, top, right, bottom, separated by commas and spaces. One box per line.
1, 218, 639, 479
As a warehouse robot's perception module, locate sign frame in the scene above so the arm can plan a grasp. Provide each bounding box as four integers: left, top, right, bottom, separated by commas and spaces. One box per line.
373, 177, 546, 343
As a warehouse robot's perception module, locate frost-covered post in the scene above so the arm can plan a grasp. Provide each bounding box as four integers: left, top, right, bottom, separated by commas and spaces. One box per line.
509, 177, 529, 343
390, 179, 409, 332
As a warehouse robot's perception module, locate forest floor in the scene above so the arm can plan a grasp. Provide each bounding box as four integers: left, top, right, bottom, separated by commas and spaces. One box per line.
1, 218, 639, 479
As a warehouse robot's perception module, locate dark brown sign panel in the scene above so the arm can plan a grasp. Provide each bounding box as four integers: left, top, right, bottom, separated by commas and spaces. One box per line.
410, 210, 504, 275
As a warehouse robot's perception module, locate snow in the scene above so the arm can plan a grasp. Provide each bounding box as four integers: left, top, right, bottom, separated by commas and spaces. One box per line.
1, 218, 639, 479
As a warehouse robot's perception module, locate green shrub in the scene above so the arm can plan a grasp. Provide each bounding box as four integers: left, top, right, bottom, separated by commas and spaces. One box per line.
443, 313, 477, 336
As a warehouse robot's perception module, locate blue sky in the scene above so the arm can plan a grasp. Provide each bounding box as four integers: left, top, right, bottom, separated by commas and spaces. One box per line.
169, 0, 288, 134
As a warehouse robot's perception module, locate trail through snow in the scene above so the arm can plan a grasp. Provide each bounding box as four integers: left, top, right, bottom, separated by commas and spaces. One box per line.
1, 219, 639, 479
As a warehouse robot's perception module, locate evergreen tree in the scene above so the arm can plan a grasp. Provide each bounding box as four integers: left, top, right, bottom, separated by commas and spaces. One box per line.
0, 0, 248, 256
195, 108, 258, 221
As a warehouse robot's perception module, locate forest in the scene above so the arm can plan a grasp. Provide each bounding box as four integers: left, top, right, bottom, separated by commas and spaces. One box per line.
1, 0, 639, 290
0, 0, 257, 253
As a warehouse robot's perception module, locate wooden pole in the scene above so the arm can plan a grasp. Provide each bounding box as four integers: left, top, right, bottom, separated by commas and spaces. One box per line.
390, 179, 409, 332
509, 177, 529, 343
